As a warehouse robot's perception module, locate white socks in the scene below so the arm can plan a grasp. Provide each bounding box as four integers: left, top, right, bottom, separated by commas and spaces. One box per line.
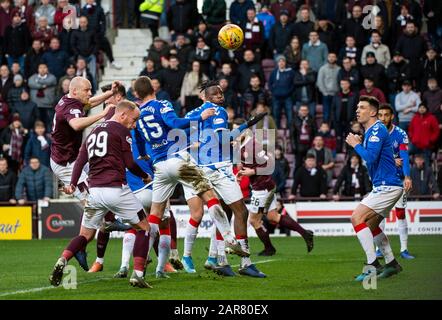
397, 218, 408, 252
355, 223, 376, 264
373, 227, 395, 264
207, 200, 234, 243
184, 218, 199, 257
156, 234, 171, 273
208, 226, 218, 258
120, 232, 135, 269
238, 237, 252, 268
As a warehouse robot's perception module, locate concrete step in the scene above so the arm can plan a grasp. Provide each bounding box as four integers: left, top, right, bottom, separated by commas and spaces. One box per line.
107, 58, 144, 69
114, 37, 152, 47
117, 28, 152, 38
113, 47, 148, 57
103, 67, 142, 77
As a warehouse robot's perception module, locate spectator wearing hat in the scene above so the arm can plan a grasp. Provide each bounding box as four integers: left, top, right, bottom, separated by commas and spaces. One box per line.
41, 37, 70, 80
0, 65, 13, 102
337, 56, 360, 91
145, 36, 170, 70
11, 90, 39, 131
316, 52, 340, 123
6, 74, 25, 110
386, 50, 411, 109
408, 103, 440, 164
423, 78, 442, 115
302, 31, 328, 73
410, 154, 440, 199
294, 59, 317, 118
243, 8, 265, 59
24, 39, 44, 79
0, 113, 28, 173
3, 14, 30, 71
167, 0, 199, 40
268, 55, 295, 128
202, 0, 226, 29
361, 30, 391, 68
395, 80, 421, 132
15, 156, 52, 204
360, 51, 387, 93
230, 0, 255, 28
269, 9, 294, 57
0, 157, 17, 204
359, 77, 386, 104
418, 47, 442, 92
293, 5, 315, 47
34, 0, 56, 26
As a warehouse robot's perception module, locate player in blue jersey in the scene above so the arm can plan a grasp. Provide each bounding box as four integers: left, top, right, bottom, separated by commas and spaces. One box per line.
132, 76, 249, 285
180, 81, 268, 277
346, 96, 410, 281
377, 104, 415, 260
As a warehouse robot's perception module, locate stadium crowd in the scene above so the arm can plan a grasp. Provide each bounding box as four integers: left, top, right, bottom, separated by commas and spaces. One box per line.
0, 0, 442, 205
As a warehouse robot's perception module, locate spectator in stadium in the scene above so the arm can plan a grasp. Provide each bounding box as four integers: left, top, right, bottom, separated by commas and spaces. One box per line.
150, 77, 170, 101
55, 77, 70, 102
316, 18, 338, 54
139, 0, 163, 38
167, 0, 199, 40
422, 78, 442, 115
3, 13, 30, 71
139, 58, 160, 79
229, 0, 255, 27
24, 39, 43, 79
359, 51, 387, 93
145, 36, 170, 70
217, 63, 236, 92
337, 57, 360, 91
338, 35, 360, 67
41, 37, 69, 80
10, 62, 23, 79
307, 135, 335, 184
418, 47, 442, 92
13, 0, 34, 32
114, 0, 136, 28
269, 55, 295, 128
316, 52, 340, 123
317, 122, 337, 156
7, 74, 25, 110
10, 90, 38, 131
333, 78, 358, 152
0, 93, 9, 136
293, 59, 317, 118
236, 50, 265, 94
256, 4, 275, 45
283, 36, 301, 70
56, 63, 75, 98
241, 75, 265, 116
395, 79, 421, 132
393, 4, 415, 41
386, 50, 411, 109
269, 9, 294, 57
290, 153, 328, 199
0, 65, 13, 100
170, 34, 193, 70
373, 15, 391, 49
32, 16, 54, 50
408, 103, 440, 164
359, 77, 386, 104
218, 76, 239, 114
243, 8, 265, 59
160, 55, 186, 115
75, 57, 94, 91
315, 0, 347, 27
395, 21, 427, 84
332, 153, 371, 201
180, 60, 208, 113
0, 0, 13, 59
341, 4, 368, 50
0, 113, 28, 173
15, 156, 52, 203
346, 120, 364, 156
23, 120, 50, 167
187, 37, 212, 78
70, 16, 98, 86
270, 0, 296, 23
0, 157, 16, 203
28, 63, 57, 131
293, 5, 314, 46
202, 0, 226, 29
361, 30, 391, 68
34, 0, 56, 26
291, 104, 316, 171
301, 31, 328, 73
410, 154, 440, 199
251, 101, 276, 131
272, 144, 290, 197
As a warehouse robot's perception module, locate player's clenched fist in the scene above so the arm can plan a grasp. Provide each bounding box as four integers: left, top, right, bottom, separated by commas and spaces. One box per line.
62, 184, 76, 195
346, 133, 362, 148
201, 108, 216, 120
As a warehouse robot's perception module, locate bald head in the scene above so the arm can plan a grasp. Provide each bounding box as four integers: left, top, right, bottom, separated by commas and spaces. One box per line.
69, 76, 92, 104
112, 100, 140, 129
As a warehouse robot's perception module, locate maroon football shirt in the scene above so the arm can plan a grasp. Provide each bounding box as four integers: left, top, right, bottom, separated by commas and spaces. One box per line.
71, 120, 148, 188
241, 136, 275, 191
50, 95, 85, 165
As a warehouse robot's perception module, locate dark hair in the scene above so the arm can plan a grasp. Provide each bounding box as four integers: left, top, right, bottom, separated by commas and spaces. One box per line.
378, 103, 394, 114
415, 154, 425, 160
101, 83, 126, 97
306, 154, 316, 160
199, 80, 220, 93
418, 102, 428, 110
134, 76, 154, 99
359, 95, 380, 111
371, 30, 380, 36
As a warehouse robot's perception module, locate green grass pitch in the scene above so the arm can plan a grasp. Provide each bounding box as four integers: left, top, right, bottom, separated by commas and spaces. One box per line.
1, 236, 441, 300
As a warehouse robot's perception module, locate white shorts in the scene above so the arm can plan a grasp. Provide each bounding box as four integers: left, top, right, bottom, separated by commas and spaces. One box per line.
394, 190, 407, 209
249, 189, 277, 214
82, 185, 143, 229
183, 165, 243, 205
361, 186, 404, 218
152, 157, 213, 203
133, 187, 153, 211
50, 158, 88, 201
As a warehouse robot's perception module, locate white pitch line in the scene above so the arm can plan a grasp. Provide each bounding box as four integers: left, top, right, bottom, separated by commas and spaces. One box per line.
231, 259, 279, 268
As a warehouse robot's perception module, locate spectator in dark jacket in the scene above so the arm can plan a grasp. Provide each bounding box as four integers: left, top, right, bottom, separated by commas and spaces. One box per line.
187, 37, 212, 78
293, 5, 314, 46
293, 59, 316, 118
139, 58, 161, 79
24, 39, 44, 79
167, 0, 199, 39
341, 4, 368, 50
14, 0, 35, 31
269, 55, 294, 128
315, 0, 347, 26
24, 120, 51, 167
41, 37, 70, 80
242, 74, 270, 117
423, 78, 442, 114
0, 157, 16, 203
15, 156, 52, 203
272, 145, 290, 197
283, 36, 301, 70
386, 51, 411, 107
333, 154, 371, 200
338, 57, 360, 91
160, 55, 186, 113
145, 37, 170, 70
0, 65, 13, 101
338, 35, 361, 67
0, 114, 28, 173
11, 90, 39, 131
360, 52, 387, 93
0, 0, 13, 54
316, 19, 338, 53
7, 74, 25, 110
70, 16, 98, 84
4, 14, 31, 70
202, 0, 226, 27
269, 10, 294, 56
229, 0, 255, 27
418, 47, 442, 92
170, 34, 193, 70
410, 154, 440, 199
236, 50, 265, 94
291, 104, 317, 171
151, 77, 170, 101
290, 153, 328, 199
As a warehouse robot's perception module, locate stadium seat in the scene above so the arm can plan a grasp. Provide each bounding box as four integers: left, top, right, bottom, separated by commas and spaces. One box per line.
261, 59, 276, 83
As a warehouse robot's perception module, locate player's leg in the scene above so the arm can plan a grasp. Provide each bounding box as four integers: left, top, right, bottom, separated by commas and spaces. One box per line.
249, 210, 276, 256
168, 209, 183, 270
395, 192, 414, 259
114, 228, 136, 278
182, 192, 204, 273
204, 225, 219, 270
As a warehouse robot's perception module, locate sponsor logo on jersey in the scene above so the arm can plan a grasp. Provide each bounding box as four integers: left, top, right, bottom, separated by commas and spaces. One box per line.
160, 106, 174, 114
213, 118, 225, 125
69, 108, 82, 115
369, 135, 380, 142
126, 136, 132, 145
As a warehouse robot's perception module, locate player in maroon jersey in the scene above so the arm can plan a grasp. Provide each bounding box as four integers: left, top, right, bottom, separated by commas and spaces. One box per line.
234, 119, 315, 256
49, 100, 153, 289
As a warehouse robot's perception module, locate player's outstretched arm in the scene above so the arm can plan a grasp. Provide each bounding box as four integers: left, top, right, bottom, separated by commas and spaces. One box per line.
88, 81, 121, 108
162, 105, 216, 129
123, 149, 150, 181
69, 104, 115, 131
